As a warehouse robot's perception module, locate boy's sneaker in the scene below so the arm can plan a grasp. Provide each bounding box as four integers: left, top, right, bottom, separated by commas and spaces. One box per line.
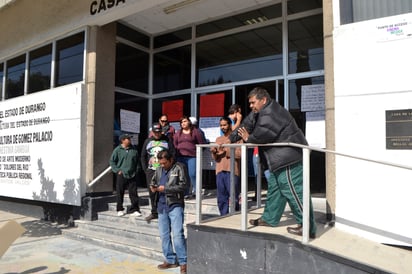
130, 211, 142, 217
117, 211, 125, 217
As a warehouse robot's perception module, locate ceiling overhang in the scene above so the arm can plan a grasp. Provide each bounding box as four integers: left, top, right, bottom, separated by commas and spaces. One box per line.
121, 0, 275, 35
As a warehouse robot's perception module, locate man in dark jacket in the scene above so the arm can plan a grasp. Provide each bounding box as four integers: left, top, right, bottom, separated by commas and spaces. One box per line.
150, 150, 188, 274
109, 134, 141, 217
141, 122, 175, 222
233, 87, 317, 238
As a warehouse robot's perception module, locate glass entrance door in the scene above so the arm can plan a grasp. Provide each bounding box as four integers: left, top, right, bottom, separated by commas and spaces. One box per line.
114, 92, 148, 148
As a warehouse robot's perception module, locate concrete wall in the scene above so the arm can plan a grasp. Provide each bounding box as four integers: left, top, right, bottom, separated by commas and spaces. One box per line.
333, 13, 412, 245
0, 0, 120, 194
323, 0, 336, 222
86, 23, 116, 193
187, 225, 387, 274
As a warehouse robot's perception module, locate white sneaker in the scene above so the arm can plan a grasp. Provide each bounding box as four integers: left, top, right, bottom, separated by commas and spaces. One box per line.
117, 211, 125, 217
130, 211, 142, 217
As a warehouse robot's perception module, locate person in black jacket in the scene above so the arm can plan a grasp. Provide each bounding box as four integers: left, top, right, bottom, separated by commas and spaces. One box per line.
150, 150, 188, 274
232, 87, 317, 238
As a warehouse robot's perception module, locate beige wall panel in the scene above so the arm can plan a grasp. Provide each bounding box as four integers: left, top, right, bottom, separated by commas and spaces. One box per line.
0, 0, 89, 58
0, 0, 170, 59
87, 23, 116, 193
323, 0, 336, 220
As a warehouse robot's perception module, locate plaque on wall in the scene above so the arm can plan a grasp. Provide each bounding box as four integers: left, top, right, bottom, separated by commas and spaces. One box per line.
386, 109, 412, 149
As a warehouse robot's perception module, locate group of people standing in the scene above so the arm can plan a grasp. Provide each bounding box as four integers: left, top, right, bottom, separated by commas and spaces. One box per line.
211, 88, 318, 240
109, 114, 205, 274
109, 87, 318, 274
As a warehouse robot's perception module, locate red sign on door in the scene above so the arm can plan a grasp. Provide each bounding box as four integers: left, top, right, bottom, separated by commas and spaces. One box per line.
200, 93, 225, 117
162, 100, 184, 121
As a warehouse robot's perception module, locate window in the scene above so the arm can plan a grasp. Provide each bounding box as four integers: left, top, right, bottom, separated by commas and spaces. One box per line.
197, 25, 283, 87
340, 0, 412, 24
28, 44, 52, 93
288, 15, 324, 73
287, 0, 322, 14
236, 81, 283, 112
117, 23, 150, 48
115, 43, 149, 92
196, 4, 281, 37
6, 55, 25, 99
153, 46, 191, 93
55, 32, 85, 87
288, 76, 324, 134
114, 92, 148, 145
196, 90, 232, 119
154, 27, 191, 48
153, 94, 192, 124
289, 76, 324, 111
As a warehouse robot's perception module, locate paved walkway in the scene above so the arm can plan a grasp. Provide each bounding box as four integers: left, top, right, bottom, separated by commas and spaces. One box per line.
0, 201, 180, 274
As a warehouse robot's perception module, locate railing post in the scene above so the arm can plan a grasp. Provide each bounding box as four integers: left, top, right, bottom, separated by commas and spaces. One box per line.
302, 147, 311, 244
256, 153, 262, 208
195, 146, 203, 225
229, 147, 236, 214
241, 144, 248, 231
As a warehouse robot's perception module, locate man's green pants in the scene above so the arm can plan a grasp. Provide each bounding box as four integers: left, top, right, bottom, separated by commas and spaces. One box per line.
261, 161, 317, 235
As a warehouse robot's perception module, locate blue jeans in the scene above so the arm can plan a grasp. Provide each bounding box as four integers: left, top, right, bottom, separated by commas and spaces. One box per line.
177, 156, 197, 195
216, 172, 240, 215
158, 206, 187, 265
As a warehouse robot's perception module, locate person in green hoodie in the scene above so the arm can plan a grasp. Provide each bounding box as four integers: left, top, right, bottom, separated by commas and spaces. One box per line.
110, 134, 142, 217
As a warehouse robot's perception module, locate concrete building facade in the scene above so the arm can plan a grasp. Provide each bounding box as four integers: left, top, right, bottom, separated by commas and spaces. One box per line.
0, 0, 411, 247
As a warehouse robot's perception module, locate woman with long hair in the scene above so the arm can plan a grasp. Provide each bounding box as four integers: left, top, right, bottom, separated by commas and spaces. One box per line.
173, 115, 206, 199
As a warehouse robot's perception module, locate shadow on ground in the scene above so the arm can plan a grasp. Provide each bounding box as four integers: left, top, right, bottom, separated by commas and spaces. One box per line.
4, 266, 70, 274
20, 220, 62, 238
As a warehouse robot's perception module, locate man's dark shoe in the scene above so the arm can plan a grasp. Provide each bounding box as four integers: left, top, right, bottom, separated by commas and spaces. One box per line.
184, 194, 196, 200
145, 213, 158, 222
180, 264, 187, 274
157, 262, 178, 269
249, 218, 271, 227
287, 225, 316, 239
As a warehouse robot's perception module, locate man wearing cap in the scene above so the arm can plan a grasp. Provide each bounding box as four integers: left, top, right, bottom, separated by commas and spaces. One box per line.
110, 134, 142, 217
141, 123, 175, 222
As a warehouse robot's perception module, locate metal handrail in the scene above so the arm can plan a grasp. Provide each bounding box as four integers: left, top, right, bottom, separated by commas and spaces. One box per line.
195, 142, 412, 244
88, 166, 112, 188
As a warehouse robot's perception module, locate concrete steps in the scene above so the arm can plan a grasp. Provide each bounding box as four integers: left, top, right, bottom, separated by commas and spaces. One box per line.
63, 188, 222, 261
63, 224, 163, 261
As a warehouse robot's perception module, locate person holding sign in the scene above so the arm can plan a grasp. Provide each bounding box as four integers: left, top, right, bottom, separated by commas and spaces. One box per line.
231, 87, 317, 238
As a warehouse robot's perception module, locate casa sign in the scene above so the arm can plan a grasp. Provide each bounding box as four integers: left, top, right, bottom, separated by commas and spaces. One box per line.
90, 0, 126, 15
